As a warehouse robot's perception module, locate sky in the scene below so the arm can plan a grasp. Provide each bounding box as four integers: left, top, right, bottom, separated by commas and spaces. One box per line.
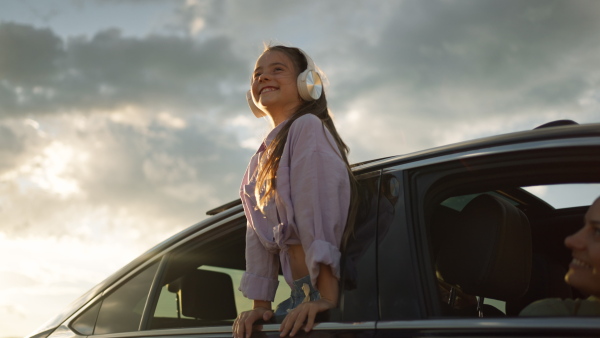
0, 0, 599, 337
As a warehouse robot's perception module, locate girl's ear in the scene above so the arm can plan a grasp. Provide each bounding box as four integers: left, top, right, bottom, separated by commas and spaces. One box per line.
247, 90, 266, 118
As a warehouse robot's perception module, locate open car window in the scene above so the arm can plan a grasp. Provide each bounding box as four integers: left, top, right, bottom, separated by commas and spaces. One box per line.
407, 145, 600, 320
148, 225, 291, 330
436, 183, 599, 316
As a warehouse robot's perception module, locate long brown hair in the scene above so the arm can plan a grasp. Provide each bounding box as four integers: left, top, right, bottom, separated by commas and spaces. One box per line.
254, 45, 359, 242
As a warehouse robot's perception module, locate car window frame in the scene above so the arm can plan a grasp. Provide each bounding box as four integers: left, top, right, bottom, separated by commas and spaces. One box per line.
406, 144, 600, 320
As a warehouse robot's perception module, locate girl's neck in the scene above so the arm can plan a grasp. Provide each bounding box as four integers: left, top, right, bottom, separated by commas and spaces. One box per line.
267, 104, 300, 127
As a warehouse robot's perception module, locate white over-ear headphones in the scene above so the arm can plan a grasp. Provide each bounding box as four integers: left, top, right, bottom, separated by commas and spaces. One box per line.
296, 48, 323, 101
246, 48, 323, 118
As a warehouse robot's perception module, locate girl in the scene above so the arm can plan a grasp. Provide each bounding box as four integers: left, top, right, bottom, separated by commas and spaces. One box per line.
233, 45, 356, 338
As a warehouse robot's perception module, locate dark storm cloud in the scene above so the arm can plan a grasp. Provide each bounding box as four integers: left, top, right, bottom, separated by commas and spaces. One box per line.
336, 0, 600, 115
0, 22, 247, 116
0, 22, 63, 85
311, 0, 600, 160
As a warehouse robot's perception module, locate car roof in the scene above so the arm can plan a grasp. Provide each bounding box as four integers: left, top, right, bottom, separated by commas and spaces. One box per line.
353, 122, 600, 173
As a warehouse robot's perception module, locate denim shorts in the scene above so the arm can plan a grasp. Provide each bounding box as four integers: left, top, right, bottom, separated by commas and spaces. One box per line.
274, 275, 320, 317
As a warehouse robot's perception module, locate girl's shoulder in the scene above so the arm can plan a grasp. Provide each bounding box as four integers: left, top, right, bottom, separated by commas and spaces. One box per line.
288, 114, 322, 135
293, 113, 321, 126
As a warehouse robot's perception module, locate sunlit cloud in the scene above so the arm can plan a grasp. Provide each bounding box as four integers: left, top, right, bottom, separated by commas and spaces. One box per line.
157, 112, 187, 129
0, 141, 87, 198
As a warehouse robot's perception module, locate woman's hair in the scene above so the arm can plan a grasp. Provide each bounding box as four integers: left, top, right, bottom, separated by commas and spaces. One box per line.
254, 45, 359, 244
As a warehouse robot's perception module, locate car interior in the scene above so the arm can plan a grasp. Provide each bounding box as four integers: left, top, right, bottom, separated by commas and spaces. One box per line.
149, 225, 247, 329
431, 184, 594, 318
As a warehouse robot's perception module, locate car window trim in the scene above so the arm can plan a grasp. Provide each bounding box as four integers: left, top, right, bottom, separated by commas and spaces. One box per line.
370, 137, 600, 174
376, 317, 600, 331
64, 321, 377, 338
76, 322, 377, 338
139, 254, 170, 330
63, 293, 103, 337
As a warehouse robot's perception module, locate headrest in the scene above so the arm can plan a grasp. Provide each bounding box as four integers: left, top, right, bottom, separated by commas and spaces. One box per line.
436, 194, 532, 300
171, 269, 237, 320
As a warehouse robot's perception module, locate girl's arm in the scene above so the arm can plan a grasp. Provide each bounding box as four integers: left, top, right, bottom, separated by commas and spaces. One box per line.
279, 264, 338, 337
233, 300, 273, 338
315, 263, 339, 307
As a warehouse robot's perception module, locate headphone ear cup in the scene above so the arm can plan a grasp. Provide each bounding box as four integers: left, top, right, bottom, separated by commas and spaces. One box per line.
297, 69, 323, 101
246, 90, 266, 118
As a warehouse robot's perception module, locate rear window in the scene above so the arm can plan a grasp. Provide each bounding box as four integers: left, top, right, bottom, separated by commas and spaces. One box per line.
522, 184, 600, 209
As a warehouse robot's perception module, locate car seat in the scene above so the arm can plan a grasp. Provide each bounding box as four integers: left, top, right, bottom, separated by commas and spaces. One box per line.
505, 253, 573, 315
436, 193, 532, 317
168, 269, 237, 324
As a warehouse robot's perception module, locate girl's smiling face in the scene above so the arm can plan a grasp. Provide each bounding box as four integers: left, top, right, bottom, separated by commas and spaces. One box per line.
251, 50, 302, 123
564, 197, 600, 296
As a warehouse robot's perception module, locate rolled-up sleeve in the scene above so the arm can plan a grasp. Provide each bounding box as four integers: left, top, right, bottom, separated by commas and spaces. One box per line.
282, 115, 350, 289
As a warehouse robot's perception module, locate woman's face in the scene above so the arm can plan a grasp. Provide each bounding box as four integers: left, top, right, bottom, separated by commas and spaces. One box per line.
251, 50, 302, 119
564, 198, 600, 297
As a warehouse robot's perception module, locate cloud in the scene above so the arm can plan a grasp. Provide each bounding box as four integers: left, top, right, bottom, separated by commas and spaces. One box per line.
313, 0, 600, 160
0, 20, 258, 244
344, 0, 600, 112
0, 22, 63, 85
0, 22, 248, 117
2, 1, 599, 242
1, 1, 598, 239
0, 110, 255, 241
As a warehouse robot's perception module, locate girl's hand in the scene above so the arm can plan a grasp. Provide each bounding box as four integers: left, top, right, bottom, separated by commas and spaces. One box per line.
279, 298, 336, 337
233, 307, 273, 338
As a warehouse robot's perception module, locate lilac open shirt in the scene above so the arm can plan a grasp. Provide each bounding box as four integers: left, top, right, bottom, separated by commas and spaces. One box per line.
239, 114, 351, 302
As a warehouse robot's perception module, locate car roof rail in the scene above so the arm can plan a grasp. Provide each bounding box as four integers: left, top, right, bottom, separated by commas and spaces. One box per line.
206, 199, 243, 216
533, 119, 578, 129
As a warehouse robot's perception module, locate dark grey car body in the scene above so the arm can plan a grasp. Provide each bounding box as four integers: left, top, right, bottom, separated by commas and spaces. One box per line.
29, 123, 600, 338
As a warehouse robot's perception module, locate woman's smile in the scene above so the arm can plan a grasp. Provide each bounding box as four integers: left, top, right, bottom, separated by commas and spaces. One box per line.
570, 257, 594, 270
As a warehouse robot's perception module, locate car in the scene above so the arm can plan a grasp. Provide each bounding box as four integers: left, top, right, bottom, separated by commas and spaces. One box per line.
28, 121, 600, 338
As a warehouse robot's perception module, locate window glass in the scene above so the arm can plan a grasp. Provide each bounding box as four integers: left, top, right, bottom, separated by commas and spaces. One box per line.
441, 191, 517, 212
200, 265, 290, 313
485, 298, 505, 313
70, 300, 101, 335
148, 226, 291, 330
152, 265, 289, 329
93, 261, 160, 335
522, 183, 600, 209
